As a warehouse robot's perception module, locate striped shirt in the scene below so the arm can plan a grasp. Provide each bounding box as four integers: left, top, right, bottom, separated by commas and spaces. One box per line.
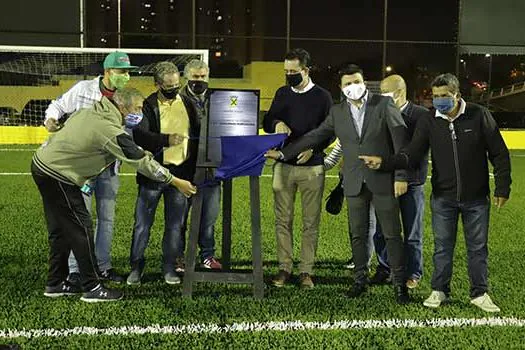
324, 139, 343, 170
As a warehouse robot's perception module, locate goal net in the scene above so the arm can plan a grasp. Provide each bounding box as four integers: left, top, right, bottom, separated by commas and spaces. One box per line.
0, 46, 208, 144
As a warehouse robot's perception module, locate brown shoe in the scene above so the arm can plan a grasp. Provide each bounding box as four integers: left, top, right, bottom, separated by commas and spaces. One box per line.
406, 278, 419, 289
272, 270, 291, 287
299, 273, 314, 289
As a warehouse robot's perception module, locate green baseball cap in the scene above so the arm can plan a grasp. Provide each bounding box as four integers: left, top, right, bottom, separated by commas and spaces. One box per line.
103, 51, 138, 70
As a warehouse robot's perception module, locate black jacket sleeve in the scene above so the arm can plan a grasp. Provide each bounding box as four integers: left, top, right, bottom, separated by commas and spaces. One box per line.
481, 108, 511, 198
312, 91, 335, 154
133, 98, 169, 152
384, 98, 408, 181
380, 113, 431, 171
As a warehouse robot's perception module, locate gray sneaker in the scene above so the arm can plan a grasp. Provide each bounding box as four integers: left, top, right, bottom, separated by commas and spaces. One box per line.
126, 269, 143, 286
164, 271, 181, 285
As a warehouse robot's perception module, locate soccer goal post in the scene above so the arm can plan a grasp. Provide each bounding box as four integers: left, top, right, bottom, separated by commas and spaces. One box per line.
0, 45, 209, 144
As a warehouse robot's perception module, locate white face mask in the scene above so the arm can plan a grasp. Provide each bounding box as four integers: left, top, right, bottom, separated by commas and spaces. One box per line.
342, 83, 366, 100
381, 92, 394, 98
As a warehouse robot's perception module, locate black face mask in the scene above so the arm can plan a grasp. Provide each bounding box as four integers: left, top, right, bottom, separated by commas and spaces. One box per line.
286, 72, 303, 87
188, 80, 209, 95
161, 87, 179, 99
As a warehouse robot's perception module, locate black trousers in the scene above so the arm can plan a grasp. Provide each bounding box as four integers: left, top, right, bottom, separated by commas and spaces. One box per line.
346, 183, 405, 286
31, 161, 100, 291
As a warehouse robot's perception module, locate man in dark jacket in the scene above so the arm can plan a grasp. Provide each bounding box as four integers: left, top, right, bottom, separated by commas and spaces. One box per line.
179, 59, 223, 270
128, 61, 200, 285
371, 74, 429, 289
360, 73, 511, 312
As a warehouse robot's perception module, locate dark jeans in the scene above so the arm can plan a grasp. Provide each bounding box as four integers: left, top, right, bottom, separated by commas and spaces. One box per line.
430, 195, 490, 298
347, 184, 405, 286
32, 161, 100, 291
374, 184, 425, 280
129, 182, 189, 273
183, 181, 221, 261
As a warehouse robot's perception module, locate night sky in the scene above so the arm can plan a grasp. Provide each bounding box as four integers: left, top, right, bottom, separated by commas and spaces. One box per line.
0, 0, 524, 98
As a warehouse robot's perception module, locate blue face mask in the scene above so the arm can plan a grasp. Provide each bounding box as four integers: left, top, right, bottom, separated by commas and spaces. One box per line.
124, 113, 143, 129
433, 97, 455, 114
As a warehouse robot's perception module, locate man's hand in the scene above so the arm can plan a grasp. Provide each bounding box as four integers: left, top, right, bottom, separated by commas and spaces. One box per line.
358, 155, 382, 170
44, 118, 60, 132
275, 121, 292, 135
297, 149, 313, 164
494, 196, 508, 209
264, 149, 283, 160
168, 133, 186, 146
171, 178, 197, 198
394, 181, 408, 198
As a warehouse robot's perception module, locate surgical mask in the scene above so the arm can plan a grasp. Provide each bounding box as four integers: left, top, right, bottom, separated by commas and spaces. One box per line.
433, 96, 456, 114
286, 72, 303, 87
161, 87, 179, 100
109, 73, 130, 89
382, 92, 398, 104
188, 80, 208, 95
342, 83, 366, 100
124, 112, 143, 129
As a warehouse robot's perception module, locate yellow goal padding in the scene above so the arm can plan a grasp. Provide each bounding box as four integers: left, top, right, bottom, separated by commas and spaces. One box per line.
1, 126, 525, 150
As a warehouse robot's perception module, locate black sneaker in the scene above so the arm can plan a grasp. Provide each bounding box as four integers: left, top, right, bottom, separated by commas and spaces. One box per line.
80, 284, 123, 303
44, 281, 81, 298
66, 272, 81, 287
370, 267, 392, 285
100, 268, 125, 283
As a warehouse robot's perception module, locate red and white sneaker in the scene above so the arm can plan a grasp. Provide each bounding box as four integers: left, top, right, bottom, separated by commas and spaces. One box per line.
202, 257, 222, 270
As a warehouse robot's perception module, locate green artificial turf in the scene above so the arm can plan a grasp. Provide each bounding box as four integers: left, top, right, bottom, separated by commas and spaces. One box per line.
0, 148, 524, 349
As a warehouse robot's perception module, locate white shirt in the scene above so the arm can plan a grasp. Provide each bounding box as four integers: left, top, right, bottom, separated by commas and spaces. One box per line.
348, 90, 369, 137
400, 101, 409, 113
291, 77, 315, 94
44, 77, 104, 123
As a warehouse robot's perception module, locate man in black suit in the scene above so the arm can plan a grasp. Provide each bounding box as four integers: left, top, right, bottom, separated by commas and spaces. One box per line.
372, 75, 429, 289
266, 64, 410, 303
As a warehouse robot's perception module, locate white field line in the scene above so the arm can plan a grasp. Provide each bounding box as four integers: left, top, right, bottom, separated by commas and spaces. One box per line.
0, 173, 496, 179
1, 317, 524, 339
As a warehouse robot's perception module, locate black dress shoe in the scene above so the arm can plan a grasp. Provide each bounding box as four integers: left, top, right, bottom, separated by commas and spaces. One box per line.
370, 267, 392, 285
346, 282, 367, 298
394, 285, 410, 304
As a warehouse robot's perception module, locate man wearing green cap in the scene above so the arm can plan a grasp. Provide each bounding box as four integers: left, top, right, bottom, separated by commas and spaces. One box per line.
43, 51, 137, 285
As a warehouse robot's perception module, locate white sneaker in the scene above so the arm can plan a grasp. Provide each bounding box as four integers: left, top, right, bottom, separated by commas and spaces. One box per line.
470, 293, 500, 313
423, 290, 448, 308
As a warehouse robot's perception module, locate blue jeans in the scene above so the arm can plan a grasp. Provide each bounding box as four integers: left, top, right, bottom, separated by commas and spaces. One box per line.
129, 182, 189, 273
430, 195, 490, 298
197, 183, 221, 260
374, 184, 425, 280
68, 166, 119, 273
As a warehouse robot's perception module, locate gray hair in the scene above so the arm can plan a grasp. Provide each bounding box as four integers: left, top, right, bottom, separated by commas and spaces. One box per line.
183, 59, 210, 79
153, 61, 179, 85
113, 87, 144, 108
431, 73, 460, 94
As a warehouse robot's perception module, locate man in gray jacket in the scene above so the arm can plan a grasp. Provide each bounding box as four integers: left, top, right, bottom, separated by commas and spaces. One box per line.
32, 88, 196, 302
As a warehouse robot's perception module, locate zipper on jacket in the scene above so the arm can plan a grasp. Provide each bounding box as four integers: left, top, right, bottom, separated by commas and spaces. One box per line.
449, 121, 461, 201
